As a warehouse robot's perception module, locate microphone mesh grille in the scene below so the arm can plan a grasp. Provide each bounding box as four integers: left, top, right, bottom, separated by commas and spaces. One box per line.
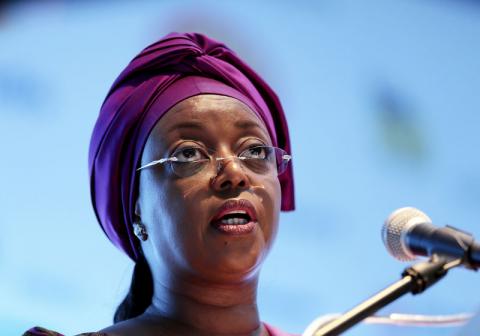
382, 207, 432, 261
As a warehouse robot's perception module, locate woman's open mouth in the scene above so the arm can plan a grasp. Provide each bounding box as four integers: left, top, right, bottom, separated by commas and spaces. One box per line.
210, 199, 258, 235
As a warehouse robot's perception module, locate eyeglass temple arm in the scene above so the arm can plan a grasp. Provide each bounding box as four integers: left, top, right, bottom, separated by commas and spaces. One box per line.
137, 157, 178, 171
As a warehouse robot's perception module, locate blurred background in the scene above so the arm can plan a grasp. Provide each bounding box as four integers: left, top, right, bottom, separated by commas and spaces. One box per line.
1, 0, 479, 335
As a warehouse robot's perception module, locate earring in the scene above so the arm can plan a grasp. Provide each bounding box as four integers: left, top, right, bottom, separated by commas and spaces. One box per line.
133, 222, 148, 241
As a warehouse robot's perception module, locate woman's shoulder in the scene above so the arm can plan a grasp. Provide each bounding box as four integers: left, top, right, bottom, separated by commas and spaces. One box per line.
23, 326, 107, 336
23, 322, 298, 336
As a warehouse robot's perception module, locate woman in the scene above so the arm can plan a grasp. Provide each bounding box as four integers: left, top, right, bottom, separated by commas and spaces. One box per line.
25, 32, 295, 336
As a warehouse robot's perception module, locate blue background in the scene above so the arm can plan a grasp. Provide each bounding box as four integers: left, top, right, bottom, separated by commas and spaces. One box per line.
1, 1, 479, 335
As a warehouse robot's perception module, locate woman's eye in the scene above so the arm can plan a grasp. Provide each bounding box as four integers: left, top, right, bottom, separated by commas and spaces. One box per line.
174, 147, 206, 162
243, 146, 268, 159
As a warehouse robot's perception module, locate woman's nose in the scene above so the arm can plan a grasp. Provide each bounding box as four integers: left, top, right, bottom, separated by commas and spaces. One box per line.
210, 158, 251, 192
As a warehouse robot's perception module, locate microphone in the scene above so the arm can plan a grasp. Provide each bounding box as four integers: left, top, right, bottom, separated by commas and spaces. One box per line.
305, 207, 478, 336
382, 207, 480, 269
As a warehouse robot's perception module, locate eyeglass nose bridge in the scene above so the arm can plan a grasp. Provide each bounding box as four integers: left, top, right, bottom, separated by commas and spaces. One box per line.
213, 155, 247, 174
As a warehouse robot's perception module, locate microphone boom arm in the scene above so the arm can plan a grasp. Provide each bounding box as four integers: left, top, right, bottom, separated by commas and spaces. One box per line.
307, 255, 459, 336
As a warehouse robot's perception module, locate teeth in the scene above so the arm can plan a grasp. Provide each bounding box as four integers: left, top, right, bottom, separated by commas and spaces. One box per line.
221, 217, 248, 225
225, 210, 247, 215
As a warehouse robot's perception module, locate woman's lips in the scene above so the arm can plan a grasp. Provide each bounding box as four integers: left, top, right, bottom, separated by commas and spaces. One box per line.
210, 199, 258, 235
214, 221, 256, 235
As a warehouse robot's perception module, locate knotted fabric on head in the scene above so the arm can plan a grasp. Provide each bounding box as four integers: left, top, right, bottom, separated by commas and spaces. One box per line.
88, 32, 295, 261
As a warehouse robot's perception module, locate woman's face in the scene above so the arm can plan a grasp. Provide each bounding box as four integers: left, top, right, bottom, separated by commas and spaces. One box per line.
137, 94, 281, 284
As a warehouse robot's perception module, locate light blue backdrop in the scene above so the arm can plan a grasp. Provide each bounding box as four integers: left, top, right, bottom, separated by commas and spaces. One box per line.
1, 1, 479, 335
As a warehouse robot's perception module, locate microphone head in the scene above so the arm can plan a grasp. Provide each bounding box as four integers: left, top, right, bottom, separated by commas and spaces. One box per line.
382, 207, 432, 261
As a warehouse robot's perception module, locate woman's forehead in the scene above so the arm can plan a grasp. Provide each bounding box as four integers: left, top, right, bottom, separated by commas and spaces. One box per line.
152, 94, 270, 137
169, 94, 260, 120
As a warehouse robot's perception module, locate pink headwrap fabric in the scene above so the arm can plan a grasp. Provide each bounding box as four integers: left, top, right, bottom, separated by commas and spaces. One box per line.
88, 32, 294, 261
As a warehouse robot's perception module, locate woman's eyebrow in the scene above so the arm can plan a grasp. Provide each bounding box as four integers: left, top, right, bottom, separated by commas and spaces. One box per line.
234, 120, 269, 137
234, 120, 261, 129
168, 121, 204, 133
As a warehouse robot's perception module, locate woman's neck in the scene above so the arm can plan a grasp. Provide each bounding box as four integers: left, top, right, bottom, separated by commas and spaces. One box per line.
142, 275, 267, 336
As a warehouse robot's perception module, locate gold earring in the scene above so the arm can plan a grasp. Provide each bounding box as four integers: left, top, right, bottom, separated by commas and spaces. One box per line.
133, 222, 148, 241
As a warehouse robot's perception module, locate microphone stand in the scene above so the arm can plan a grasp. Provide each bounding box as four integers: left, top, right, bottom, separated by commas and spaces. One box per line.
308, 255, 463, 336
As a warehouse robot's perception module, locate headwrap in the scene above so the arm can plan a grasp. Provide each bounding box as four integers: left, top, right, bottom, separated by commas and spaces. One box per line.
88, 32, 294, 261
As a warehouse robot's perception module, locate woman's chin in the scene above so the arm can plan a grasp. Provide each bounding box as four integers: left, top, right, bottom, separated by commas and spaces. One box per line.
199, 246, 267, 283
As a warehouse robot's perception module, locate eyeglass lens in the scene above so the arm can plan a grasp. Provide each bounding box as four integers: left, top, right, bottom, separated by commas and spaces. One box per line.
169, 146, 288, 177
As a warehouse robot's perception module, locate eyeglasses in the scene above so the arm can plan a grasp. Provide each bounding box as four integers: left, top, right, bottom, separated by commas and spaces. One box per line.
137, 145, 291, 178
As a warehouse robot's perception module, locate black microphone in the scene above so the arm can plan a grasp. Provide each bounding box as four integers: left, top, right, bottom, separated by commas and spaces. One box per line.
382, 207, 480, 270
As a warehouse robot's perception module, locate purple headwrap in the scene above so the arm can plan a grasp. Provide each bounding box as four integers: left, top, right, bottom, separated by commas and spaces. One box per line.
89, 32, 294, 261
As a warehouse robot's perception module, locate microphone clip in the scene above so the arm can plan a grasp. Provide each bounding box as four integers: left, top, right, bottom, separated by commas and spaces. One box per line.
401, 255, 450, 294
